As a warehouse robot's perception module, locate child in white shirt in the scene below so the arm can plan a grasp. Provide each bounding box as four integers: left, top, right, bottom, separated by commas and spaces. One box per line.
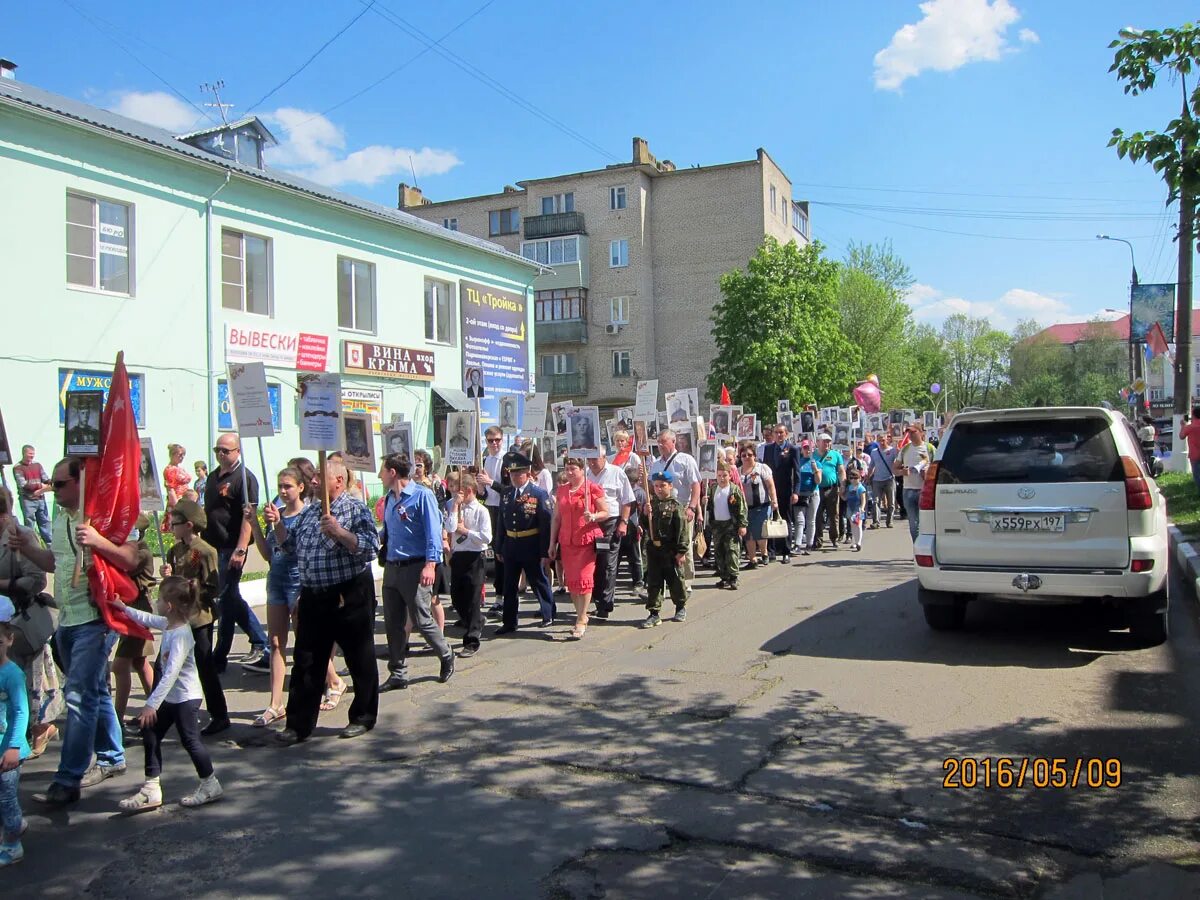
115, 576, 223, 811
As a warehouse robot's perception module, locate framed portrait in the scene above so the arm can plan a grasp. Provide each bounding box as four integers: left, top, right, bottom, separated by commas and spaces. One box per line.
605, 418, 616, 452
340, 412, 376, 472
616, 406, 635, 433
923, 410, 937, 429
711, 404, 739, 441
675, 428, 694, 457
551, 401, 574, 437
633, 419, 649, 452
566, 405, 602, 458
778, 411, 794, 435
382, 422, 414, 463
888, 409, 904, 426
665, 391, 690, 424
798, 410, 815, 436
464, 365, 486, 399
889, 421, 903, 439
64, 390, 104, 458
540, 435, 558, 471
736, 413, 757, 442
499, 395, 520, 433
777, 399, 791, 415
445, 411, 477, 467
833, 422, 851, 448
697, 440, 719, 479
138, 438, 165, 512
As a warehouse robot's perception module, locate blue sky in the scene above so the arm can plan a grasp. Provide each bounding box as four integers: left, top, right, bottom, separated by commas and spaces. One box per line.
8, 0, 1197, 331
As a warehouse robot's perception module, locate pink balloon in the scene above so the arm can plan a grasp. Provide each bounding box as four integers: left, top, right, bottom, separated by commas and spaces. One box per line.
853, 381, 882, 413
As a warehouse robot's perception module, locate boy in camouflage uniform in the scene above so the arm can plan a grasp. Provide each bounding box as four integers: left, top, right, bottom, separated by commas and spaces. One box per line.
641, 470, 688, 628
706, 461, 748, 590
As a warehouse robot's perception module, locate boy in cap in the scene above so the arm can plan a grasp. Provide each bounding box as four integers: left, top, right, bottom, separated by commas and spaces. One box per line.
706, 461, 747, 589
641, 470, 688, 628
0, 595, 29, 866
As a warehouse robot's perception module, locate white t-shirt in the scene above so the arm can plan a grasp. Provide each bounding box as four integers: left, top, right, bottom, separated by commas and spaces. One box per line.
123, 606, 201, 708
536, 468, 555, 498
712, 485, 732, 521
900, 443, 928, 491
648, 452, 702, 508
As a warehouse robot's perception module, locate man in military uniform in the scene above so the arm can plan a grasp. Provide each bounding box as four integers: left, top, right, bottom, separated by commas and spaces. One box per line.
495, 452, 554, 634
641, 470, 688, 629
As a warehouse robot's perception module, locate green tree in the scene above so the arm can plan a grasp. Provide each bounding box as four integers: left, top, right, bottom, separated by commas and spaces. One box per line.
897, 323, 950, 409
1005, 318, 1127, 407
940, 314, 1012, 409
709, 237, 859, 416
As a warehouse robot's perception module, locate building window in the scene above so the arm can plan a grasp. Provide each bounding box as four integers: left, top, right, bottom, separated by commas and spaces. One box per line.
792, 204, 809, 237
610, 186, 627, 210
770, 184, 777, 214
66, 192, 133, 294
521, 236, 580, 265
442, 218, 458, 231
541, 192, 574, 214
541, 353, 577, 375
612, 350, 631, 377
535, 288, 586, 322
1149, 388, 1164, 401
424, 277, 456, 344
489, 207, 520, 236
610, 296, 629, 324
610, 239, 629, 268
221, 228, 272, 315
337, 257, 376, 332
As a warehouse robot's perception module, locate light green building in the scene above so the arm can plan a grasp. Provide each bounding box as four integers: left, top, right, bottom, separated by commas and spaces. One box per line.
0, 71, 541, 500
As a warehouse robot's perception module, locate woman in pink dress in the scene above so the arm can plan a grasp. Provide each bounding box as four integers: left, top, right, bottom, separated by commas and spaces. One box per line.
162, 443, 192, 529
549, 457, 609, 639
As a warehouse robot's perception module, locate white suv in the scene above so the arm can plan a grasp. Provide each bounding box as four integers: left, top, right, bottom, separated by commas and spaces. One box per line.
914, 407, 1169, 644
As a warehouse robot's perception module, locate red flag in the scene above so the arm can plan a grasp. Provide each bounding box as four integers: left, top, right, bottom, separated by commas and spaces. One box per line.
1146, 321, 1171, 359
84, 353, 152, 641
719, 383, 731, 405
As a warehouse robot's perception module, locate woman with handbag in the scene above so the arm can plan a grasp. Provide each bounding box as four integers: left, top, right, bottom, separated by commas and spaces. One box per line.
548, 458, 609, 640
0, 485, 57, 756
736, 442, 778, 568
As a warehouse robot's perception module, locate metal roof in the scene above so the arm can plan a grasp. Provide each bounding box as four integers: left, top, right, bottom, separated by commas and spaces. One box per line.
0, 78, 542, 273
176, 114, 279, 147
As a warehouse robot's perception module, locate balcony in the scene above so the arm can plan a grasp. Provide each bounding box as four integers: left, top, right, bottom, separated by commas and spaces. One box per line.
536, 319, 588, 344
524, 211, 586, 240
540, 370, 587, 398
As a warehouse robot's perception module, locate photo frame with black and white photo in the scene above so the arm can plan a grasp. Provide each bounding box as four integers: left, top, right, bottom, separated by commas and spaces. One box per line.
889, 421, 903, 439
498, 395, 520, 433
778, 411, 794, 435
777, 399, 790, 416
736, 413, 757, 442
697, 440, 719, 479
633, 419, 649, 451
923, 410, 936, 429
666, 391, 690, 424
540, 435, 558, 471
710, 404, 736, 441
138, 438, 165, 512
798, 410, 815, 436
605, 418, 616, 452
616, 406, 635, 433
382, 422, 414, 463
446, 411, 477, 467
566, 406, 602, 458
552, 401, 574, 437
64, 390, 104, 458
341, 412, 376, 472
888, 409, 904, 426
675, 428, 694, 457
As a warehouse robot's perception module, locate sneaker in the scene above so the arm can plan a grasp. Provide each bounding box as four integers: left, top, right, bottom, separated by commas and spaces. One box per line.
240, 651, 271, 673
80, 763, 127, 788
781, 554, 791, 564
672, 608, 687, 623
118, 781, 163, 812
33, 782, 80, 806
180, 775, 223, 808
853, 544, 862, 552
641, 614, 662, 629
0, 841, 23, 867
729, 581, 739, 591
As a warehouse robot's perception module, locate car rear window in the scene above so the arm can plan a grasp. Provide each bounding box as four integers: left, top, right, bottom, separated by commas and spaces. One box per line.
937, 417, 1123, 484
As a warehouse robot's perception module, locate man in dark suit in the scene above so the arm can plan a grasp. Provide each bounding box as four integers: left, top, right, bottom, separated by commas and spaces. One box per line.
761, 423, 796, 563
494, 452, 554, 634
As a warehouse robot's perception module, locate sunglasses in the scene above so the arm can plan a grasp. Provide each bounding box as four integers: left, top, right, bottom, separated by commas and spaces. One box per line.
487, 437, 502, 443
52, 478, 75, 489
213, 447, 236, 455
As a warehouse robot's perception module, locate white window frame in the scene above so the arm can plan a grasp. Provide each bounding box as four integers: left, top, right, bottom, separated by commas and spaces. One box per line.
610, 296, 630, 325
337, 256, 377, 333
610, 185, 627, 210
66, 191, 135, 296
770, 184, 777, 214
541, 353, 577, 375
424, 277, 457, 345
612, 350, 632, 377
220, 228, 273, 316
610, 239, 629, 268
442, 217, 458, 231
520, 236, 580, 265
541, 192, 575, 215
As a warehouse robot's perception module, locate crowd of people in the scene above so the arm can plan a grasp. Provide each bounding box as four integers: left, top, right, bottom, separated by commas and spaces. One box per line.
0, 415, 935, 866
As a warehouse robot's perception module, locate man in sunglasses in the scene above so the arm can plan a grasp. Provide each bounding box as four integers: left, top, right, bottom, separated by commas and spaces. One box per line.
203, 434, 268, 694
475, 426, 507, 611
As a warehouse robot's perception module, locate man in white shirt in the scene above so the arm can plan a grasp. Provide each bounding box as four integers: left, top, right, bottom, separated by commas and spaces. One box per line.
586, 455, 636, 620
475, 425, 506, 605
444, 478, 493, 657
647, 430, 702, 594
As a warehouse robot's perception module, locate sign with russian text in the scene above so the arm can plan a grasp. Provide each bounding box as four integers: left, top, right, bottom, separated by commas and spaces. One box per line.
341, 388, 383, 433
297, 373, 342, 451
225, 323, 329, 371
460, 280, 530, 430
218, 381, 281, 432
342, 340, 435, 381
227, 362, 276, 438
58, 368, 145, 428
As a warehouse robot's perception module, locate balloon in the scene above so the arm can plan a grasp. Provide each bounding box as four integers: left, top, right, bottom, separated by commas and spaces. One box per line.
930, 383, 941, 395
867, 374, 879, 385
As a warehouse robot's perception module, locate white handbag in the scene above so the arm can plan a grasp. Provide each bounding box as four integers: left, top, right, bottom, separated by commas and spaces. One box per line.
764, 512, 789, 539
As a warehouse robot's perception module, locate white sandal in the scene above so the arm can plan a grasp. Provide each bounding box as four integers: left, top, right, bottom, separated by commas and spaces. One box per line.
253, 706, 285, 727
119, 785, 163, 812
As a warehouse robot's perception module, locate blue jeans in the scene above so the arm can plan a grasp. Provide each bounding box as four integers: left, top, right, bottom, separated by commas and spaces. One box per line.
903, 489, 921, 541
1191, 458, 1200, 494
213, 548, 268, 668
20, 498, 51, 545
0, 767, 20, 841
55, 620, 124, 788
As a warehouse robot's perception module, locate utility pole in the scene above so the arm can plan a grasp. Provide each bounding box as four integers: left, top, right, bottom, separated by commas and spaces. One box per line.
1171, 99, 1195, 470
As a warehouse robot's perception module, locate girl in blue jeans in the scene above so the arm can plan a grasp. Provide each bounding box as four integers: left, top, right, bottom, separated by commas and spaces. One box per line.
0, 597, 30, 866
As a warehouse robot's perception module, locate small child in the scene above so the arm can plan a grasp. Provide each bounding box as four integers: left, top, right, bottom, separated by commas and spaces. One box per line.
641, 471, 689, 628
0, 597, 29, 866
114, 577, 223, 811
842, 469, 868, 552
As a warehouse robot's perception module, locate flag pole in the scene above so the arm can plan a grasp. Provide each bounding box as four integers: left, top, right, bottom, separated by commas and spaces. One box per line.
72, 466, 87, 588
318, 450, 330, 516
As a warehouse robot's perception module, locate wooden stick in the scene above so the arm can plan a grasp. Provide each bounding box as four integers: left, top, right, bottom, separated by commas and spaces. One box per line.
72, 467, 87, 588
473, 396, 483, 469
318, 450, 330, 516
256, 437, 270, 505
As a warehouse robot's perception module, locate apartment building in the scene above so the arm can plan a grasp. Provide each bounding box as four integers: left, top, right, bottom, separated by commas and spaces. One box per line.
402, 137, 810, 412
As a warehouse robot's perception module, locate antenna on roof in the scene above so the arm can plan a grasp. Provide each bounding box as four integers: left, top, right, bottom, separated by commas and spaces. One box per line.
408, 154, 419, 189
200, 80, 234, 126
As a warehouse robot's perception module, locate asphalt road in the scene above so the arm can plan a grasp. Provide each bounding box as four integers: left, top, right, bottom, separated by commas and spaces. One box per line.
12, 527, 1200, 898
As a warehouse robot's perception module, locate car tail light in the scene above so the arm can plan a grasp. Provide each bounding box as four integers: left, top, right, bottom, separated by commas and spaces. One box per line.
1120, 456, 1152, 510
918, 462, 940, 511
915, 554, 935, 567
1131, 558, 1154, 573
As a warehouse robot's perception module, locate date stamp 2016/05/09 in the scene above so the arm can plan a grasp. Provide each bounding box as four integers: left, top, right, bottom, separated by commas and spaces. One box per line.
942, 757, 1122, 789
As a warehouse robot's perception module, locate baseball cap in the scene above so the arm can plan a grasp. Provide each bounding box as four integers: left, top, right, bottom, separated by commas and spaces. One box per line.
799, 439, 813, 450
816, 432, 833, 442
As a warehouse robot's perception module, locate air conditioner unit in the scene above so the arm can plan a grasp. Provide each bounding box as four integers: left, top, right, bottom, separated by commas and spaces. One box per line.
604, 323, 620, 335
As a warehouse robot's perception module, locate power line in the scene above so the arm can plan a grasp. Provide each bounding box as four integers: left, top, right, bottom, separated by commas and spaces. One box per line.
812, 200, 1161, 222
362, 0, 620, 162
246, 2, 376, 114
792, 180, 1162, 204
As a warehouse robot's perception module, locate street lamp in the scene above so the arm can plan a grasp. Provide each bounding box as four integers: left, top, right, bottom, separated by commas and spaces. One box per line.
1095, 234, 1139, 285
1097, 234, 1143, 389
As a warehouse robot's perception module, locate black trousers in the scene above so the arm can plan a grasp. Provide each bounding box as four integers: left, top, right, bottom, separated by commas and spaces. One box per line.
590, 521, 621, 615
286, 569, 379, 740
449, 551, 486, 649
618, 525, 643, 585
818, 486, 841, 544
142, 698, 212, 779
502, 552, 555, 629
771, 497, 793, 555
191, 623, 227, 721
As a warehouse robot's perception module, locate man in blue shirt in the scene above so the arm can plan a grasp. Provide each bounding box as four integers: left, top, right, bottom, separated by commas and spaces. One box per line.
379, 454, 454, 692
813, 433, 846, 550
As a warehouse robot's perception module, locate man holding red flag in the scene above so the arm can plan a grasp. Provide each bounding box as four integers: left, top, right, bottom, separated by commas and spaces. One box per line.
12, 355, 148, 806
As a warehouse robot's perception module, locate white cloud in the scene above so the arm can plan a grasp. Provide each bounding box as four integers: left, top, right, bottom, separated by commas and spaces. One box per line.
107, 90, 205, 133
1018, 28, 1039, 44
874, 0, 1032, 91
264, 107, 460, 188
906, 284, 1075, 330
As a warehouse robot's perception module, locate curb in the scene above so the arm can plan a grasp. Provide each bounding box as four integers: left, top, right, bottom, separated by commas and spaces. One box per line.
1168, 524, 1200, 597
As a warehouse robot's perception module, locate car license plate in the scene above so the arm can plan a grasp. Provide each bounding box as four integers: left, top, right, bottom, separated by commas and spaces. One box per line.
990, 514, 1065, 533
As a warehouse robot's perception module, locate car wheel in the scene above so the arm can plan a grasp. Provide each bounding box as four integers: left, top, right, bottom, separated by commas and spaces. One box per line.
918, 585, 966, 631
1129, 586, 1169, 646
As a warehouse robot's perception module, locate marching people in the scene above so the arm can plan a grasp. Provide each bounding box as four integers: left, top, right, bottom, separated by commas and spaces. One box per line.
114, 576, 223, 811
812, 433, 846, 551
761, 424, 795, 563
112, 516, 157, 730
0, 596, 29, 867
647, 430, 702, 596
641, 470, 689, 627
443, 473, 492, 658
12, 446, 52, 546
842, 468, 868, 552
610, 429, 642, 471
585, 453, 635, 621
865, 431, 897, 529
377, 453, 455, 693
203, 434, 268, 674
476, 426, 507, 610
193, 460, 209, 498
410, 450, 448, 634
549, 457, 606, 639
162, 443, 192, 523
895, 421, 931, 541
790, 439, 821, 556
274, 457, 380, 744
738, 441, 778, 568
707, 461, 747, 589
620, 462, 646, 593
498, 453, 556, 635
